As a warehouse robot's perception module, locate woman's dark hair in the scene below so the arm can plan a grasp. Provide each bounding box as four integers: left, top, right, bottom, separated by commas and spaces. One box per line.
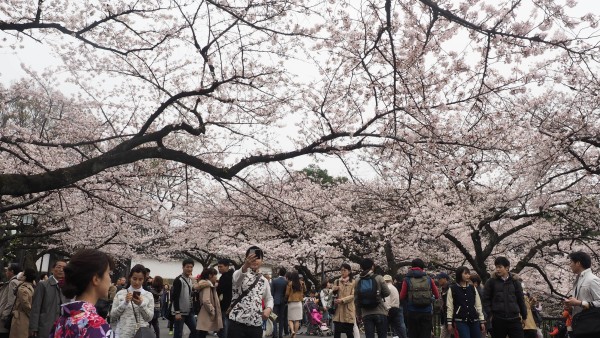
126, 264, 148, 288
200, 267, 218, 280
289, 271, 302, 292
23, 268, 36, 283
455, 266, 470, 283
152, 276, 164, 291
569, 251, 592, 269
62, 249, 115, 299
340, 263, 353, 278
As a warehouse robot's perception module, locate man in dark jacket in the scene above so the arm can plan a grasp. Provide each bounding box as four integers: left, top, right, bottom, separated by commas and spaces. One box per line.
483, 256, 527, 338
217, 259, 234, 338
270, 267, 288, 338
399, 258, 440, 338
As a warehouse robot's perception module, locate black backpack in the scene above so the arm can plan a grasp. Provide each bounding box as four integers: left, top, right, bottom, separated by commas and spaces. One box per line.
357, 275, 381, 309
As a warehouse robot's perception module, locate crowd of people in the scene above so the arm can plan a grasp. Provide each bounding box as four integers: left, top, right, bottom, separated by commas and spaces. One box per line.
0, 248, 598, 338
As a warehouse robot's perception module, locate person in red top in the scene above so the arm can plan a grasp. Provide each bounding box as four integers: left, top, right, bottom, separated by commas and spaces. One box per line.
399, 259, 439, 338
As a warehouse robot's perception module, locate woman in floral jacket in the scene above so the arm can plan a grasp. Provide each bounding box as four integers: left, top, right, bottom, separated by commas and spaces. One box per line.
50, 249, 115, 338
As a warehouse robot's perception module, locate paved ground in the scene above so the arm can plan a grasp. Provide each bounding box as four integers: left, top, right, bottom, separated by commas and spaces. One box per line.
156, 318, 351, 338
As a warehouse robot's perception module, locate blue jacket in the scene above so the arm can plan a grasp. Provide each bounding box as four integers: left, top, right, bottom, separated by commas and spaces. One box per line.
271, 276, 288, 305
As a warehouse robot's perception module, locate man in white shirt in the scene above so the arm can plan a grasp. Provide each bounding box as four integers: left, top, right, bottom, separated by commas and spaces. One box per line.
228, 246, 273, 338
384, 274, 407, 338
565, 251, 600, 338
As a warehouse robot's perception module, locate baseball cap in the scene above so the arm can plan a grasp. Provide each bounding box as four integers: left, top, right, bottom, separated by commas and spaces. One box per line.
383, 274, 393, 282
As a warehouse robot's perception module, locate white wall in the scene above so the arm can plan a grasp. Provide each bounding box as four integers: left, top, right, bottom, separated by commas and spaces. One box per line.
131, 258, 203, 280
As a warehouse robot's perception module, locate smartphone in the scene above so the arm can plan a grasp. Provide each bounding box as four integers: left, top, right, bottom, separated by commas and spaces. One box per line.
249, 249, 257, 256
133, 291, 141, 298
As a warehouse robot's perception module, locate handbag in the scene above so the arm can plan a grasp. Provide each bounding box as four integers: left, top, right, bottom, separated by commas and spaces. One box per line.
225, 275, 261, 316
572, 307, 600, 336
132, 302, 156, 338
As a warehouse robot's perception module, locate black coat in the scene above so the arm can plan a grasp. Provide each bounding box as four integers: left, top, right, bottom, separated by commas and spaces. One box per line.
482, 273, 527, 320
217, 269, 234, 311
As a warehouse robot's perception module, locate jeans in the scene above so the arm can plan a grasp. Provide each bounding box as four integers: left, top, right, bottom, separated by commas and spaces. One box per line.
217, 311, 229, 338
174, 314, 199, 338
388, 307, 408, 338
227, 320, 263, 338
272, 303, 286, 338
149, 309, 161, 337
455, 321, 481, 338
406, 312, 432, 338
333, 321, 354, 338
363, 314, 388, 338
491, 317, 524, 338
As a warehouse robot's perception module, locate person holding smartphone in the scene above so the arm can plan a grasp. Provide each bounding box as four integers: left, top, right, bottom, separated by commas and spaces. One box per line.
228, 246, 273, 338
110, 264, 154, 338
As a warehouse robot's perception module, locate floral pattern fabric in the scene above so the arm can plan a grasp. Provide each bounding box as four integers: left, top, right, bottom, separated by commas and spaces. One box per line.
50, 301, 113, 338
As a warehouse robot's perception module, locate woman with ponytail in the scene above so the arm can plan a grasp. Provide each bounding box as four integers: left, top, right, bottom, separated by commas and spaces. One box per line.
50, 249, 115, 338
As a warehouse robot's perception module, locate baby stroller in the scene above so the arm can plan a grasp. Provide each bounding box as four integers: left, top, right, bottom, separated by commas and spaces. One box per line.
303, 300, 332, 336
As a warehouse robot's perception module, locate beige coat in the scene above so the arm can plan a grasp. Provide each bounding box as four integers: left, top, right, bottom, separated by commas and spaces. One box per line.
332, 278, 356, 324
10, 282, 34, 338
196, 282, 223, 332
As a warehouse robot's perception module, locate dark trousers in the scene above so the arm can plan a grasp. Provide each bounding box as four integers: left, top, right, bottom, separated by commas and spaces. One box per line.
363, 314, 388, 338
217, 311, 229, 338
456, 321, 481, 338
227, 320, 263, 338
149, 309, 161, 337
174, 314, 199, 338
523, 329, 537, 338
272, 303, 286, 338
406, 312, 432, 338
491, 317, 524, 338
388, 307, 408, 338
333, 321, 355, 338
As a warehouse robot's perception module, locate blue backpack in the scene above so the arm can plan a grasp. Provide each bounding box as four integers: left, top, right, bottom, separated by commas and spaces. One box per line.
357, 275, 380, 309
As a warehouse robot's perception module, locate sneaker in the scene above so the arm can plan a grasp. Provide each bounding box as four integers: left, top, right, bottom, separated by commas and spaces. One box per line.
169, 331, 173, 335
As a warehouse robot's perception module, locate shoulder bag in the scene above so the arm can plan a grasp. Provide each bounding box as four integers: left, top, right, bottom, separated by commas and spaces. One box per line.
225, 275, 261, 316
572, 307, 600, 336
132, 302, 156, 338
